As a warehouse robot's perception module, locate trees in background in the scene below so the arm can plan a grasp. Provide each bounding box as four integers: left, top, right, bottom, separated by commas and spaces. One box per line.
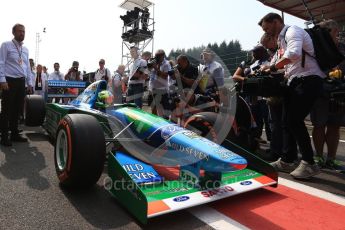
168, 40, 250, 76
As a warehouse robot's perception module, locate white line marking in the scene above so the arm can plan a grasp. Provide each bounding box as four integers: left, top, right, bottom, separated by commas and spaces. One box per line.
189, 206, 249, 230
279, 177, 345, 206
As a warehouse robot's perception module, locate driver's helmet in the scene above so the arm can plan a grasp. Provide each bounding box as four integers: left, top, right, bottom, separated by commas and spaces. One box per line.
97, 90, 114, 107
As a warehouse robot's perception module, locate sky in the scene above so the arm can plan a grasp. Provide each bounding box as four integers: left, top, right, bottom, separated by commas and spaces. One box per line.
0, 0, 307, 75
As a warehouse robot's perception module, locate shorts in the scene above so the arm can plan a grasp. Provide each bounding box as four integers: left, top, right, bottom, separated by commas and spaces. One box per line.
310, 96, 345, 127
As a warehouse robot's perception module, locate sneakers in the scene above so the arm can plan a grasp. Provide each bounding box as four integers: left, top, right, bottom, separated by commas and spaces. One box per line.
290, 160, 320, 179
314, 155, 325, 167
11, 134, 28, 142
270, 158, 296, 173
325, 159, 345, 171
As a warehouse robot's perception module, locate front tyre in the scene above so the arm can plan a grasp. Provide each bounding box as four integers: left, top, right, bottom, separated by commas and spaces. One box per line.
54, 114, 106, 188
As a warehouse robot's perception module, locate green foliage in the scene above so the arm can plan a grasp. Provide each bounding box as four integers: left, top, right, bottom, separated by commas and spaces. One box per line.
167, 40, 250, 76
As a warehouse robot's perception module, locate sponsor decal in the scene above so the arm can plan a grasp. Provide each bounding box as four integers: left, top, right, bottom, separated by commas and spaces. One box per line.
240, 181, 253, 186
161, 125, 184, 140
122, 164, 158, 180
173, 196, 190, 202
170, 142, 209, 161
201, 186, 234, 198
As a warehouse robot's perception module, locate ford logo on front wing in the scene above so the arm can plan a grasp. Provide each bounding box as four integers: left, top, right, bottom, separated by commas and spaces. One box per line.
173, 196, 190, 202
240, 181, 252, 186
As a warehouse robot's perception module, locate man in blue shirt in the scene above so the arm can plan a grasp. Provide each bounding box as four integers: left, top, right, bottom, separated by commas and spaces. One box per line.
0, 23, 33, 146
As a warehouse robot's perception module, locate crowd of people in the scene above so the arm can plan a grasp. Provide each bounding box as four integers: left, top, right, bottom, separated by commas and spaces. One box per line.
1, 13, 344, 180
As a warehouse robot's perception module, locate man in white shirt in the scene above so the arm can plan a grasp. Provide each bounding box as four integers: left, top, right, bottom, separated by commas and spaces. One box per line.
0, 23, 33, 146
48, 62, 64, 103
126, 46, 148, 108
94, 59, 111, 82
259, 12, 325, 179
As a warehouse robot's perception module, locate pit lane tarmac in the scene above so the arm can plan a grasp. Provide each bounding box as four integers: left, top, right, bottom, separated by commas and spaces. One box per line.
0, 125, 345, 230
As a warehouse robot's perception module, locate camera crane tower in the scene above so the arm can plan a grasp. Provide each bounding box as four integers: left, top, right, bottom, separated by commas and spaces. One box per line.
119, 0, 155, 69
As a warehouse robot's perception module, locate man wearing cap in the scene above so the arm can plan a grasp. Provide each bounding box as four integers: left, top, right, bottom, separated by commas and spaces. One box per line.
0, 23, 33, 146
199, 48, 224, 102
94, 59, 111, 82
126, 46, 148, 108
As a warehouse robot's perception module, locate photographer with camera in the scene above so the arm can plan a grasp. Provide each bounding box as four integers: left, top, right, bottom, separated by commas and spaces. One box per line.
148, 49, 172, 119
64, 61, 83, 103
126, 46, 148, 108
232, 45, 272, 144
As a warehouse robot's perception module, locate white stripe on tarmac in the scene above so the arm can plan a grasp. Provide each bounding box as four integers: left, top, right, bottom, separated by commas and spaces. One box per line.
189, 177, 345, 229
189, 206, 249, 230
278, 177, 345, 205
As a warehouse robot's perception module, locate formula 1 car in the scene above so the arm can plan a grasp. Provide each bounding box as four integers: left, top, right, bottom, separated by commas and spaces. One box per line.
25, 80, 277, 224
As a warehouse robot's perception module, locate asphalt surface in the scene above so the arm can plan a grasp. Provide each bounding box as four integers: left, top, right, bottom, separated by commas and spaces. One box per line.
0, 126, 213, 230
1, 124, 344, 229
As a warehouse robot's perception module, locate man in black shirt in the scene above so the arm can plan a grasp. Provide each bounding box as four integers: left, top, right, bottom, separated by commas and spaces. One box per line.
176, 55, 200, 94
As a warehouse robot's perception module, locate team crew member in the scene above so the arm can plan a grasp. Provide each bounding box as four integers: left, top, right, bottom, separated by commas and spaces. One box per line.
126, 46, 148, 108
0, 23, 33, 146
259, 13, 325, 179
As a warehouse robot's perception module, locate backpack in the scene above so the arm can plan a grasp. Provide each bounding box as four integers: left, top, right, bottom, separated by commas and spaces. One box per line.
303, 26, 345, 71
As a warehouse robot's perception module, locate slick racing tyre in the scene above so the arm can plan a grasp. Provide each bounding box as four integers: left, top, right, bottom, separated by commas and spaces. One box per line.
54, 114, 106, 188
25, 95, 46, 126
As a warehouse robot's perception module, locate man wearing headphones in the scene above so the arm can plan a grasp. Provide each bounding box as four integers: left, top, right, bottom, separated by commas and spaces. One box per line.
0, 23, 33, 146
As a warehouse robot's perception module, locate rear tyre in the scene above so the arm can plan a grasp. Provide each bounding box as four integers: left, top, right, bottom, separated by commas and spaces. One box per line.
25, 95, 46, 126
54, 114, 106, 188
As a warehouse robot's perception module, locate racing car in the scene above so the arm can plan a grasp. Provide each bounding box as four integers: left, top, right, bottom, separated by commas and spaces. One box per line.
25, 80, 277, 224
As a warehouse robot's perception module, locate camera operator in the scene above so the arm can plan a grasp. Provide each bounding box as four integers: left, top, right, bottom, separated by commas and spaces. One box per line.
148, 49, 172, 119
232, 45, 272, 144
126, 46, 148, 108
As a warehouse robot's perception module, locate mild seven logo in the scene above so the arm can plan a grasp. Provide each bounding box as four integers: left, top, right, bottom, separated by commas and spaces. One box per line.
173, 196, 190, 202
